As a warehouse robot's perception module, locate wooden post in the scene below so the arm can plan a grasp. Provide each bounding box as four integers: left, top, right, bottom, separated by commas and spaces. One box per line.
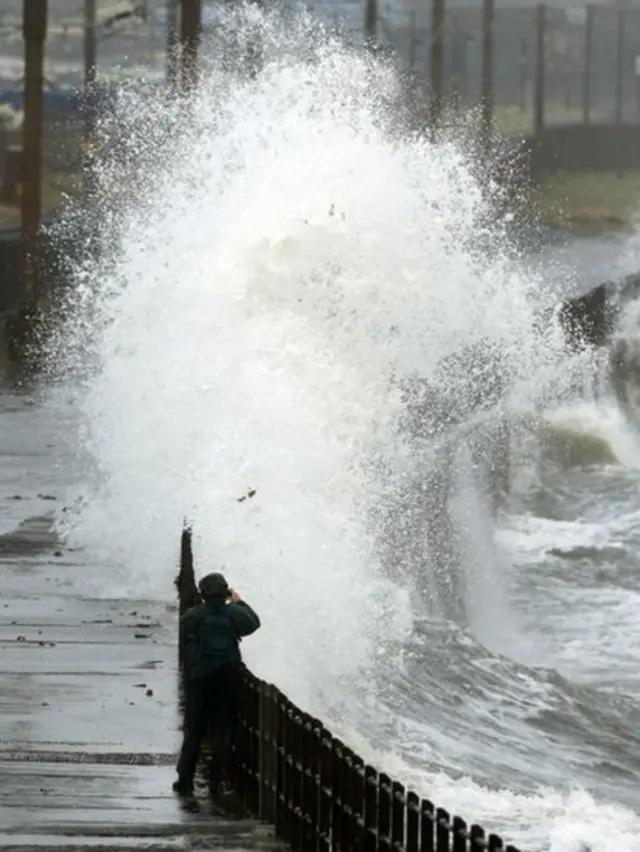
83, 0, 97, 200
429, 0, 446, 136
519, 37, 527, 112
480, 0, 494, 153
21, 0, 47, 321
84, 0, 97, 117
408, 8, 416, 69
533, 3, 546, 134
582, 5, 593, 124
364, 0, 377, 48
166, 0, 180, 90
615, 7, 625, 124
450, 28, 459, 106
176, 523, 199, 617
180, 0, 202, 92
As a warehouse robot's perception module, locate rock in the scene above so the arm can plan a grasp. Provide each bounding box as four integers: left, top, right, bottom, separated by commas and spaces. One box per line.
556, 270, 640, 351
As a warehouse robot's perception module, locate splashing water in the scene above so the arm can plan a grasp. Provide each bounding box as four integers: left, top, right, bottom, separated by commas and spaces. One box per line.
49, 7, 640, 851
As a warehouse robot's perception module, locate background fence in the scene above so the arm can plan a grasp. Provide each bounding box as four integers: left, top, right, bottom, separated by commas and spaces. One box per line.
370, 3, 640, 133
3, 2, 636, 311
2, 2, 637, 151
176, 525, 521, 852
0, 0, 636, 233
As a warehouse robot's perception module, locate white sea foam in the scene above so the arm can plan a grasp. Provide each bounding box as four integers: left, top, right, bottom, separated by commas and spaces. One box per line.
51, 7, 640, 850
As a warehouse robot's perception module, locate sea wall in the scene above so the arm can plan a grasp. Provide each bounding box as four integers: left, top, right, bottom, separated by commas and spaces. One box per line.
520, 123, 640, 179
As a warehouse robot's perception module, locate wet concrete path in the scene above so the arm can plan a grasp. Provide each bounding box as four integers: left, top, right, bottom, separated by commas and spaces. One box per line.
0, 390, 283, 851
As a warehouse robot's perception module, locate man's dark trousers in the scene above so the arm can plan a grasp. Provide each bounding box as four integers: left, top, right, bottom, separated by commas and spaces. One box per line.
176, 668, 237, 789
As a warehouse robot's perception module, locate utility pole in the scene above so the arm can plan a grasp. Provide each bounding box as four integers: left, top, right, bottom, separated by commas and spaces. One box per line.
429, 0, 446, 137
21, 0, 47, 328
84, 0, 97, 140
582, 5, 593, 124
166, 0, 180, 90
180, 0, 202, 92
533, 3, 546, 134
615, 7, 625, 125
364, 0, 377, 48
480, 0, 494, 154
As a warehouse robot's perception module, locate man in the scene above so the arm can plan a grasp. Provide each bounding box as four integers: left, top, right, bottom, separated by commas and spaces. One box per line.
173, 572, 261, 796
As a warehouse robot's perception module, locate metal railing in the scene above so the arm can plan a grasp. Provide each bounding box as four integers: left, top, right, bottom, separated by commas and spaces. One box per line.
176, 526, 520, 852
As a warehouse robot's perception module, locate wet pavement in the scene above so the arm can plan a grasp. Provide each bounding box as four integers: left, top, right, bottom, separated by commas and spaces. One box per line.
0, 390, 282, 851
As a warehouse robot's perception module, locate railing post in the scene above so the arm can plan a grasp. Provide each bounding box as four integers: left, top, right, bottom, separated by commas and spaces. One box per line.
275, 689, 288, 838
300, 715, 316, 849
249, 673, 261, 813
470, 824, 486, 850
318, 728, 332, 852
268, 684, 280, 822
243, 670, 255, 809
453, 814, 468, 851
280, 696, 293, 843
331, 740, 345, 850
176, 524, 199, 617
407, 791, 420, 850
378, 773, 392, 852
342, 748, 355, 848
364, 765, 379, 852
258, 682, 266, 818
392, 781, 406, 849
231, 669, 246, 803
258, 681, 275, 823
175, 523, 199, 728
420, 799, 435, 851
308, 720, 322, 851
290, 709, 304, 850
352, 754, 366, 849
436, 807, 450, 850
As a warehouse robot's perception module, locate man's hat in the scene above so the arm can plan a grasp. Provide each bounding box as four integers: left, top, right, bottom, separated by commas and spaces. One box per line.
198, 572, 229, 599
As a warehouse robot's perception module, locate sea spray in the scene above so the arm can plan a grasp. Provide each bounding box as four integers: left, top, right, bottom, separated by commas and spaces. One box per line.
44, 8, 640, 850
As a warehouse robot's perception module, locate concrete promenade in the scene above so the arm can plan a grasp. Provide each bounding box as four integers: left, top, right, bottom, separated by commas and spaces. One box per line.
0, 390, 283, 851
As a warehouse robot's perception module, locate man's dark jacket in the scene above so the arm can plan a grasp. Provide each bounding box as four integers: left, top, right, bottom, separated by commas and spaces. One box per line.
179, 574, 261, 681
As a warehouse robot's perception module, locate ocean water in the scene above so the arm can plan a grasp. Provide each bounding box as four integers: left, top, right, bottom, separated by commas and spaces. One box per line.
14, 7, 640, 851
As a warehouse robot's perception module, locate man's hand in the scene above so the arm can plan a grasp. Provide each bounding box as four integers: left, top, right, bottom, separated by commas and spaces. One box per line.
228, 588, 242, 603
